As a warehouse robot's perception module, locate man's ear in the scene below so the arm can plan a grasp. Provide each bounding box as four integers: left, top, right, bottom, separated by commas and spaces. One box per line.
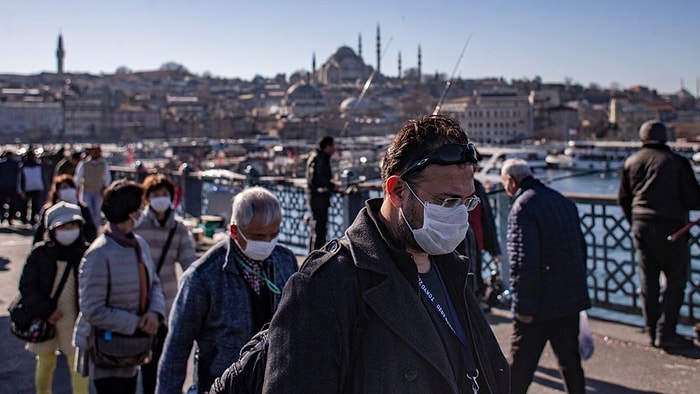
386, 176, 407, 208
230, 224, 238, 238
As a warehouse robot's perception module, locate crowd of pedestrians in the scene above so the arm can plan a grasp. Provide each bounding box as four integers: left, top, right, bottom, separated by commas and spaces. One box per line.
8, 115, 700, 394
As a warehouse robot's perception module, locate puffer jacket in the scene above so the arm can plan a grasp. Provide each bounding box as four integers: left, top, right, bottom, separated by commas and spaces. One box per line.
74, 233, 165, 377
264, 198, 510, 394
19, 238, 89, 323
136, 207, 197, 318
506, 176, 591, 321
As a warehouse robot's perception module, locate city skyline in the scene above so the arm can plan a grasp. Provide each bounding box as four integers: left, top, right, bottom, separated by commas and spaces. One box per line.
2, 0, 698, 94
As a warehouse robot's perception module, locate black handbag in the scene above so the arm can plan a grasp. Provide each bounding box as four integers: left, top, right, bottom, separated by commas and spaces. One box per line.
90, 327, 154, 368
8, 263, 73, 343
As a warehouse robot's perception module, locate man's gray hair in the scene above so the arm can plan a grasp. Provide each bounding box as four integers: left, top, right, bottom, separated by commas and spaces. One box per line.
230, 186, 282, 227
501, 158, 533, 181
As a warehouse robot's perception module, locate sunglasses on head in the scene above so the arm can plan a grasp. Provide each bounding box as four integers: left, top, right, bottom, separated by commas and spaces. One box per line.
400, 143, 479, 178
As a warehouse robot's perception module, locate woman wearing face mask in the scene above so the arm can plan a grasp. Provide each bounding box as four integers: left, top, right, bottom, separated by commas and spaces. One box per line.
134, 174, 197, 394
19, 201, 90, 394
33, 174, 97, 245
73, 180, 165, 394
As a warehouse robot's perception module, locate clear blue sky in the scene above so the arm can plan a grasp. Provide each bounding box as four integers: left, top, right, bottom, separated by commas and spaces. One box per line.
2, 0, 697, 94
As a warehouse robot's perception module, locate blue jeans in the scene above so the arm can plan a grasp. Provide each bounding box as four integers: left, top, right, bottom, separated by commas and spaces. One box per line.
81, 190, 103, 227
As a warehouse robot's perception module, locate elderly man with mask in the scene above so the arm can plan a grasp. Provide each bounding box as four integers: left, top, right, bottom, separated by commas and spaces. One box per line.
156, 186, 297, 394
264, 115, 509, 393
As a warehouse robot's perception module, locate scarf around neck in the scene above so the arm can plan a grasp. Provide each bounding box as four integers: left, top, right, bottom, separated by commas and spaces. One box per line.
103, 222, 148, 313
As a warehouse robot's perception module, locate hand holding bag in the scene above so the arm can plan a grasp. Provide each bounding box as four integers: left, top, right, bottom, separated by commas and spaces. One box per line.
8, 263, 72, 343
578, 310, 595, 360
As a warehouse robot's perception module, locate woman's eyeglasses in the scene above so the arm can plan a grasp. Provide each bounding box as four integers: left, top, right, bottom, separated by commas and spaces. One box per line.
400, 143, 479, 178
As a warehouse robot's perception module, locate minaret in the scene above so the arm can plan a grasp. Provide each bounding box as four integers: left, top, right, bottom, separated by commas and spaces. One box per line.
358, 33, 363, 60
312, 52, 316, 85
56, 33, 65, 75
417, 44, 422, 84
376, 24, 381, 74
398, 51, 402, 79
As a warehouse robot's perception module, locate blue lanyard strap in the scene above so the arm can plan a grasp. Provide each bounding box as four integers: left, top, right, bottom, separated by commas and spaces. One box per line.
418, 272, 479, 392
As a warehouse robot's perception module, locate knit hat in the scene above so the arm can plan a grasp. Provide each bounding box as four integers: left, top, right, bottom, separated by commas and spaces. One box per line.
46, 201, 85, 230
639, 120, 667, 143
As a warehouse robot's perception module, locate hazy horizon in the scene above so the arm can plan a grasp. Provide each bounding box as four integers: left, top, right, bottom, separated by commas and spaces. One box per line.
2, 0, 698, 94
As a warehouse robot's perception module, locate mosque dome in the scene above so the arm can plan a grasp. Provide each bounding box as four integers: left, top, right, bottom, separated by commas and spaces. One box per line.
286, 82, 323, 100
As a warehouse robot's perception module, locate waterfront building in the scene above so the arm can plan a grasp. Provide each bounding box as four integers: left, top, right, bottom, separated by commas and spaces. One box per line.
442, 89, 534, 144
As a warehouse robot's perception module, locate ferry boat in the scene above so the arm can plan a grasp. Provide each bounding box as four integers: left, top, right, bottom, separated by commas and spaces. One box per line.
546, 140, 700, 172
477, 147, 549, 176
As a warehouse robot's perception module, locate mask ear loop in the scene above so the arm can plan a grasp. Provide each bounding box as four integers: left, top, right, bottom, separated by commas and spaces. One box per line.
235, 255, 281, 295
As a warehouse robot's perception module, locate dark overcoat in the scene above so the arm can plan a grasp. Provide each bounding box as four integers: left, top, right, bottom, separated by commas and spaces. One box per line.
264, 199, 510, 393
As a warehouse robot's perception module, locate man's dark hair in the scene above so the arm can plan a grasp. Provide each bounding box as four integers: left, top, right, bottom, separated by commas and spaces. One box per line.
142, 173, 175, 201
101, 180, 143, 223
319, 136, 334, 150
71, 152, 82, 161
381, 114, 469, 183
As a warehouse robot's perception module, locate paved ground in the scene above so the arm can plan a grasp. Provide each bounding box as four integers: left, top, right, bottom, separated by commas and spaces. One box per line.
1, 224, 698, 393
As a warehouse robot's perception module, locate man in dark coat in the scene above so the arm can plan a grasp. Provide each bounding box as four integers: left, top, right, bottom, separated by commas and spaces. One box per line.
305, 136, 339, 252
501, 158, 591, 394
264, 115, 510, 393
618, 120, 700, 349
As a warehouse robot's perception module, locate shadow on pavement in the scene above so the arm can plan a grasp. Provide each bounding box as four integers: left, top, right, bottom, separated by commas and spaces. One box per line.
0, 257, 9, 272
534, 366, 665, 394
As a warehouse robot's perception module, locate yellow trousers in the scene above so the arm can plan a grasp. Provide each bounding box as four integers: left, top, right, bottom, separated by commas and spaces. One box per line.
35, 352, 88, 394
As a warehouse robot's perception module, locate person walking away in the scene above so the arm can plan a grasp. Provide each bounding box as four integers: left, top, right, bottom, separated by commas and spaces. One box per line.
73, 180, 165, 394
305, 136, 341, 252
74, 145, 111, 227
500, 158, 591, 394
20, 149, 46, 226
55, 151, 83, 177
0, 149, 22, 225
19, 202, 90, 394
33, 174, 97, 245
157, 187, 297, 394
458, 150, 502, 305
264, 115, 509, 393
135, 174, 197, 394
618, 119, 700, 349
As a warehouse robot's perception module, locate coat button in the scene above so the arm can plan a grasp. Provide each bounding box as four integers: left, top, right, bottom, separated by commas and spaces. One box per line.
325, 240, 339, 252
404, 367, 418, 381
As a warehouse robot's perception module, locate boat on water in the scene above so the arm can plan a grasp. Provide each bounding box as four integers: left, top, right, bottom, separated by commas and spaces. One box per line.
547, 140, 700, 172
476, 147, 549, 176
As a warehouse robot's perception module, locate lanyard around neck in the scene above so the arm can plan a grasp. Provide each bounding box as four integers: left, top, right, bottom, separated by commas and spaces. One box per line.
418, 268, 480, 393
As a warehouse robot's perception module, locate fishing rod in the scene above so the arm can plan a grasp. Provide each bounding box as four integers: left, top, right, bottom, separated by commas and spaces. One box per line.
545, 168, 611, 184
432, 35, 472, 116
340, 36, 394, 137
667, 217, 700, 242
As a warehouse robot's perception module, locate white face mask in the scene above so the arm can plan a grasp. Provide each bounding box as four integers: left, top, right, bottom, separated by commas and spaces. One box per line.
58, 188, 79, 204
403, 185, 470, 255
149, 196, 172, 213
236, 229, 278, 261
55, 227, 80, 246
131, 211, 145, 228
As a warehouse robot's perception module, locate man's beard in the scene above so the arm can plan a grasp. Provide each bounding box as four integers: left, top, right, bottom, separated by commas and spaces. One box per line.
398, 199, 423, 251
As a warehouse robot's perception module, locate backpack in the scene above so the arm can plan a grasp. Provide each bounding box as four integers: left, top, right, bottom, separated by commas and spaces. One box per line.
208, 239, 372, 394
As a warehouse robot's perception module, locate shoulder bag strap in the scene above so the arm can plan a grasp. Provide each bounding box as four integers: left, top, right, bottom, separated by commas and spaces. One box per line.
49, 263, 74, 307
157, 226, 177, 275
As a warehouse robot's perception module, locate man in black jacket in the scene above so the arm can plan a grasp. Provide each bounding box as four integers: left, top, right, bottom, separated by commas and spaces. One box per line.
305, 136, 339, 252
618, 120, 700, 349
501, 158, 591, 394
265, 115, 510, 393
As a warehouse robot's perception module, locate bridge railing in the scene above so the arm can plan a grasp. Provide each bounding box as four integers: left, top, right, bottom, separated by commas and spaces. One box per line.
112, 167, 700, 326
